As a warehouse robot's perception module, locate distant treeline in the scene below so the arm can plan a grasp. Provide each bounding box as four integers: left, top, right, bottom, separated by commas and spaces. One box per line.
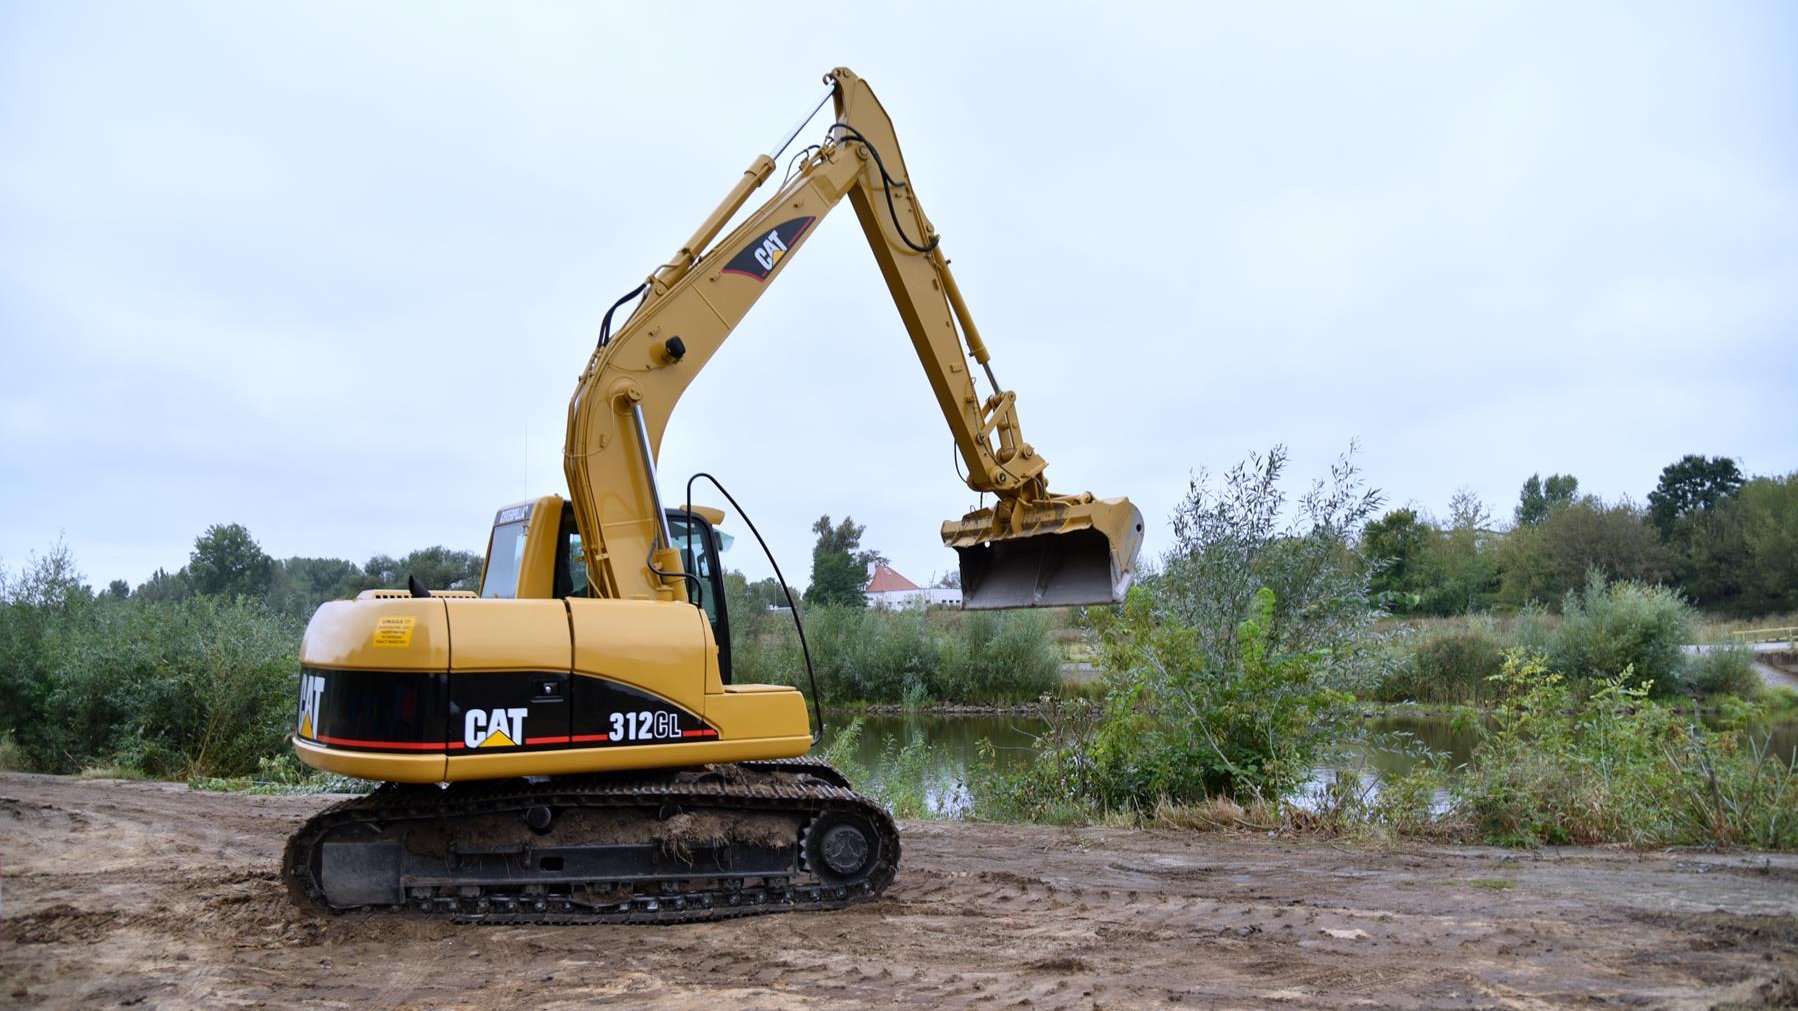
118, 523, 483, 624
0, 526, 483, 778
0, 521, 1057, 779
1362, 456, 1796, 618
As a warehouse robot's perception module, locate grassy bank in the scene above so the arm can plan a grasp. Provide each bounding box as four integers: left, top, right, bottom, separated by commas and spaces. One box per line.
729, 603, 1068, 706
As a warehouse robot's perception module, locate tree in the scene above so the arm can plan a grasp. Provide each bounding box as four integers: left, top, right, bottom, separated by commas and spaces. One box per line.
1160, 444, 1382, 672
725, 571, 798, 613
1449, 488, 1493, 531
1363, 496, 1502, 616
1360, 508, 1430, 608
1413, 502, 1499, 615
1667, 502, 1750, 613
103, 579, 131, 600
1515, 473, 1578, 526
267, 556, 364, 620
745, 576, 798, 610
135, 566, 192, 603
1647, 454, 1744, 539
408, 547, 481, 591
188, 523, 274, 599
1678, 473, 1798, 617
359, 546, 484, 592
804, 515, 881, 608
1732, 474, 1798, 617
1496, 498, 1667, 608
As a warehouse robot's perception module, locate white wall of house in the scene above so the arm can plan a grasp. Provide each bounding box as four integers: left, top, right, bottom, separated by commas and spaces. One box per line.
868, 586, 962, 609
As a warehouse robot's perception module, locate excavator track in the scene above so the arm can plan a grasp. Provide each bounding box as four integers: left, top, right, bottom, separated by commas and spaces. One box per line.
283, 758, 897, 925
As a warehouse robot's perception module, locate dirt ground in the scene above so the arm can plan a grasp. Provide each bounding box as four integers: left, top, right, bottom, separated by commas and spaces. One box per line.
3, 774, 1796, 1010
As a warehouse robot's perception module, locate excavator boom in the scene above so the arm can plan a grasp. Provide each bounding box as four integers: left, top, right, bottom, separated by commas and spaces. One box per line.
563, 68, 1141, 610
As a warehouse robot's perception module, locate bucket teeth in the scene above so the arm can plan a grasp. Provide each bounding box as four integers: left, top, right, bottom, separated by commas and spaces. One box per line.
942, 496, 1143, 610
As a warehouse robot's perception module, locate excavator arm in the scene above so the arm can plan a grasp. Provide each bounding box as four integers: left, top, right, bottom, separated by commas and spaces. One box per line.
564, 68, 1141, 609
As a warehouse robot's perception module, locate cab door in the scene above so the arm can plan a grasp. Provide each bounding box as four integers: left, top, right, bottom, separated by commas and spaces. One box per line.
667, 510, 733, 683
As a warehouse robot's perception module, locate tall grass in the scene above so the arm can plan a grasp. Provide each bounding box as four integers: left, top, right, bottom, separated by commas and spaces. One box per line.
735, 605, 1060, 705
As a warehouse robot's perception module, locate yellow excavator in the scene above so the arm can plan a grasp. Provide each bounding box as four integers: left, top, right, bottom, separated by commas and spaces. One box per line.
284, 68, 1142, 923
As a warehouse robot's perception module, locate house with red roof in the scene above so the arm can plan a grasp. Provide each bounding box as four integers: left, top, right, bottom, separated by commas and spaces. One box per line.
865, 563, 961, 609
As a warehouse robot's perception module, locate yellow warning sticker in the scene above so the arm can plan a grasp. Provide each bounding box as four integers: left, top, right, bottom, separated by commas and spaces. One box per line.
373, 615, 417, 648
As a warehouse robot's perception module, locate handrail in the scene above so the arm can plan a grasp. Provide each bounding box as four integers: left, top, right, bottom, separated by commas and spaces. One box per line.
1729, 626, 1798, 646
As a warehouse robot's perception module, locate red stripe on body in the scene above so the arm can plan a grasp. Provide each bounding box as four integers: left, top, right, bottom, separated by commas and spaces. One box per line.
313, 734, 445, 752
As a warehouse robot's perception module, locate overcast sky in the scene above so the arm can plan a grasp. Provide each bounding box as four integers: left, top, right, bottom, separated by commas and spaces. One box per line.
3, 2, 1794, 594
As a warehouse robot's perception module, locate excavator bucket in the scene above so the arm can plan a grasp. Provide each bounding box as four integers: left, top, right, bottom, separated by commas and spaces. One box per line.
942, 496, 1144, 610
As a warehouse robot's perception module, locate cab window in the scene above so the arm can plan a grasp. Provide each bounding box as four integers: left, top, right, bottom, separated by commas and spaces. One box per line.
667, 511, 733, 682
480, 521, 528, 598
668, 515, 719, 623
566, 534, 588, 597
554, 505, 589, 598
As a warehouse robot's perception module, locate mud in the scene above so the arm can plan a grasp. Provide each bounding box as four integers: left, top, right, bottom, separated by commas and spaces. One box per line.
3, 773, 1796, 1009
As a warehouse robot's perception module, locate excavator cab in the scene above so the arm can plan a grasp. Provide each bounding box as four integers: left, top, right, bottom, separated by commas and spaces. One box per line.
477, 495, 736, 678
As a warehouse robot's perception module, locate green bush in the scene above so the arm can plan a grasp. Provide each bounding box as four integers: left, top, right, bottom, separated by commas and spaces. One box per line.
978, 447, 1382, 819
1550, 572, 1693, 696
30, 595, 298, 777
1682, 644, 1758, 697
1448, 652, 1797, 848
980, 588, 1354, 818
804, 605, 935, 702
1375, 623, 1505, 704
2, 543, 300, 778
0, 542, 89, 751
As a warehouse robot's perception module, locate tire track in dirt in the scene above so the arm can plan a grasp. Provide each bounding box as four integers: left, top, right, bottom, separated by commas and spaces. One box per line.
3, 774, 1796, 1009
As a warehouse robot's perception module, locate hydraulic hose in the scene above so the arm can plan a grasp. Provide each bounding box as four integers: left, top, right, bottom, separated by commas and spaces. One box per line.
684, 472, 825, 745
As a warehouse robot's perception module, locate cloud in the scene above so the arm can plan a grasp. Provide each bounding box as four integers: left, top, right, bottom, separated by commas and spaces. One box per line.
2, 1, 1793, 593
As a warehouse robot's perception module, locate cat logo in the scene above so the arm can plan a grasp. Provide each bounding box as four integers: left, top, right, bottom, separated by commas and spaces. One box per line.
465, 708, 528, 749
720, 216, 816, 281
297, 673, 325, 739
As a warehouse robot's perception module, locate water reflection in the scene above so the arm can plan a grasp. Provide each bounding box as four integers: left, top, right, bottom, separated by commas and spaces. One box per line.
819, 714, 1043, 817
823, 710, 1798, 818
